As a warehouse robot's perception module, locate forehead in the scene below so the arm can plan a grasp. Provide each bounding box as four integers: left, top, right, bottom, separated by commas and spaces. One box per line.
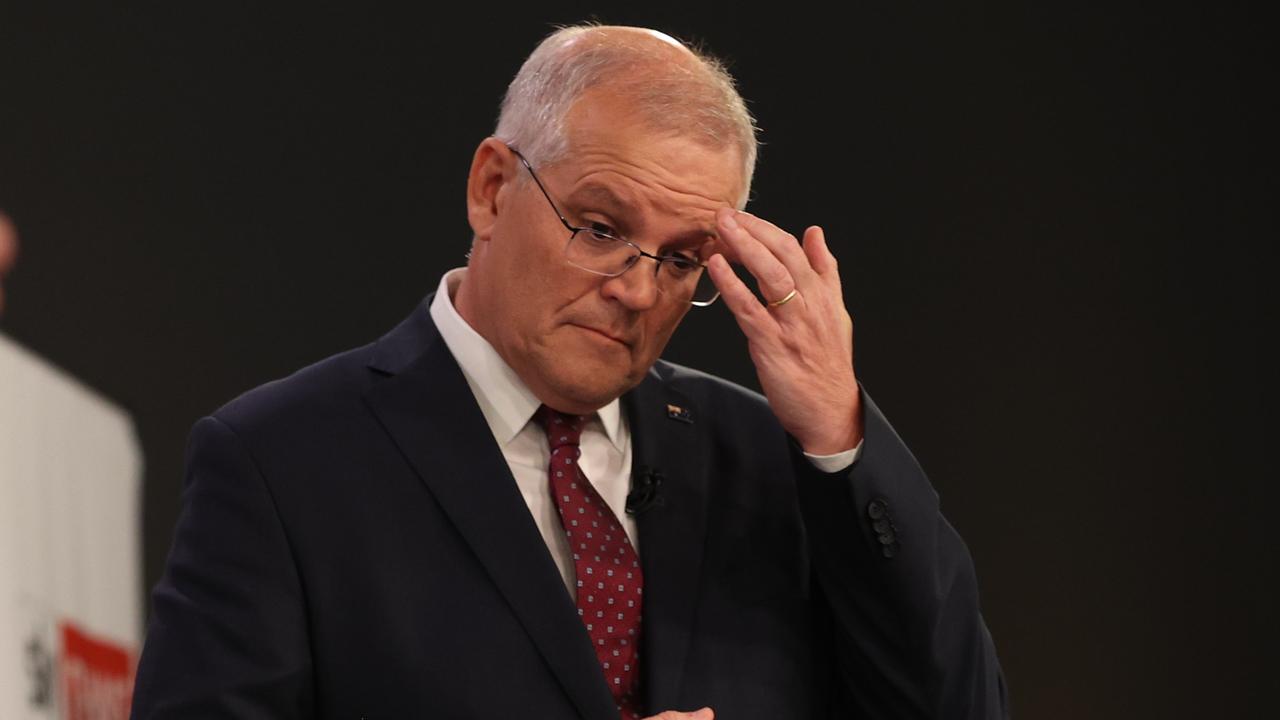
548, 91, 744, 229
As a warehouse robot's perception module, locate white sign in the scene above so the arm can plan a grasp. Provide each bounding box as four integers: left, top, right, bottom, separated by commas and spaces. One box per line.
0, 333, 142, 719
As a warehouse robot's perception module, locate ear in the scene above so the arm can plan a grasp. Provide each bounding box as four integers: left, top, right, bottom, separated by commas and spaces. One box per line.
466, 137, 517, 243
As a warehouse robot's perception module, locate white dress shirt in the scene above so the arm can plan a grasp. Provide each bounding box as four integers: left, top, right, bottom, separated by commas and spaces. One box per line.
429, 269, 859, 598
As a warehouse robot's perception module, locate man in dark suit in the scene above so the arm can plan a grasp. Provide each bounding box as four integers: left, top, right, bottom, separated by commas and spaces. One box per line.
132, 25, 1006, 719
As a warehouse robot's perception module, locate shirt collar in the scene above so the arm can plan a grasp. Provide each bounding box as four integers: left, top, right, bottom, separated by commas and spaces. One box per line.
429, 268, 624, 449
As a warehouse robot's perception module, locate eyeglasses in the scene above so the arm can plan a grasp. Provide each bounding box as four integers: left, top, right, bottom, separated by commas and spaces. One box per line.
507, 145, 720, 307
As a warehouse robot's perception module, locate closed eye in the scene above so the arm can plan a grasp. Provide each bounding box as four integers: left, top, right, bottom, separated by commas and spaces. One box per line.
585, 221, 619, 239
660, 254, 702, 274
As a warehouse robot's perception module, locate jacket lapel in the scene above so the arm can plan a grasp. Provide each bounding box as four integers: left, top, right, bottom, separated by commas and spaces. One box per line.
361, 303, 617, 720
625, 366, 712, 712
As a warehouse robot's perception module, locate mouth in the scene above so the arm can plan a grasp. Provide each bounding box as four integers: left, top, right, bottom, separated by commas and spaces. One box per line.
570, 323, 631, 348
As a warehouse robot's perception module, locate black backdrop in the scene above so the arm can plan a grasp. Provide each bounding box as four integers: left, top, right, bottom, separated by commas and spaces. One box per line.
0, 3, 1272, 718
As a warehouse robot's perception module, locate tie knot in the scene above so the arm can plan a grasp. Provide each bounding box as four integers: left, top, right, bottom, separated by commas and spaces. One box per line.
537, 405, 587, 450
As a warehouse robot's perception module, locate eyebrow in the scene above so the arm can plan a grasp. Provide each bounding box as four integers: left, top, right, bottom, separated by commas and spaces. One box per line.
565, 182, 719, 249
565, 182, 631, 214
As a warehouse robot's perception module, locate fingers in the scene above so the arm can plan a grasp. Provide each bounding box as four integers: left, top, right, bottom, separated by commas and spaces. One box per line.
716, 208, 802, 304
715, 208, 842, 306
707, 253, 778, 339
801, 225, 838, 279
643, 708, 714, 720
732, 211, 814, 280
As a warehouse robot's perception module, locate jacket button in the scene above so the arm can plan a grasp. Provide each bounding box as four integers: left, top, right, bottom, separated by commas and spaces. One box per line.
867, 499, 887, 520
881, 542, 899, 559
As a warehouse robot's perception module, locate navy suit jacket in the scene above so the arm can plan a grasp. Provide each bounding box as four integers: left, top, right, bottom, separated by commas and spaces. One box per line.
132, 297, 1007, 718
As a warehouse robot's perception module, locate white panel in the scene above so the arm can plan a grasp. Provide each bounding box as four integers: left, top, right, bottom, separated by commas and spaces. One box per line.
0, 333, 142, 718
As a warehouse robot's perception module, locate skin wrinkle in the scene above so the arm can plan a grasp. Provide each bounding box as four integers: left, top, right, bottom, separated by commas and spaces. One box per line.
540, 140, 737, 275
561, 140, 734, 255
561, 179, 721, 256
569, 147, 735, 211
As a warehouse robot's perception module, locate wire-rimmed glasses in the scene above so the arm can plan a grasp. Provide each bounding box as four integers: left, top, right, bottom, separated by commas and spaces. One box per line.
507, 145, 721, 307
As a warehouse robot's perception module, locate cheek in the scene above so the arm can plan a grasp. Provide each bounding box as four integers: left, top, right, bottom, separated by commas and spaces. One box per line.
493, 236, 570, 322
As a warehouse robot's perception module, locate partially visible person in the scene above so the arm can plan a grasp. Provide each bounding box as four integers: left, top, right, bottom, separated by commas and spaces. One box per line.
0, 211, 17, 316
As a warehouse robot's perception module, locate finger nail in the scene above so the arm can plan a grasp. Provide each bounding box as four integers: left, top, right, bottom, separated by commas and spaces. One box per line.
719, 211, 738, 230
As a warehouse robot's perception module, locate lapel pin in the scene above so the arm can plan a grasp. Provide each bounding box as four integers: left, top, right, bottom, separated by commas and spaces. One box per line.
665, 403, 693, 424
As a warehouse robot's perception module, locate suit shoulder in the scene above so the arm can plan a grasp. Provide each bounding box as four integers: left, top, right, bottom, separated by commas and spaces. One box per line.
211, 342, 376, 434
649, 358, 773, 420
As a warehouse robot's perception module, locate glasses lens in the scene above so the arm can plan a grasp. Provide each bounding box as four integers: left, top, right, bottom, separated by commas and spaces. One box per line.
689, 269, 720, 306
565, 231, 721, 307
656, 258, 719, 307
566, 231, 634, 275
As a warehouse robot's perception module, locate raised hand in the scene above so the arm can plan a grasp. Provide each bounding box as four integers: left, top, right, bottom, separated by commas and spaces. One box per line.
706, 208, 862, 455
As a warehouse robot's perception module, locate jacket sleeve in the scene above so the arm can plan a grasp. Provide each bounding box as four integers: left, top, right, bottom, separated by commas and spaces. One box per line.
794, 389, 1008, 719
131, 416, 314, 719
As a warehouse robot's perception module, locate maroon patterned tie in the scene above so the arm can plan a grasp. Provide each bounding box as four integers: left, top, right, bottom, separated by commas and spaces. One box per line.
537, 406, 644, 720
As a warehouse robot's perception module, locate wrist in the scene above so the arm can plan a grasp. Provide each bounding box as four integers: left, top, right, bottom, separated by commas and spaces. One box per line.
798, 394, 863, 455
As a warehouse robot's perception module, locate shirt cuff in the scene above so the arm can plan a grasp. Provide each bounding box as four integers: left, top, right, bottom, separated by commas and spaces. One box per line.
802, 440, 863, 474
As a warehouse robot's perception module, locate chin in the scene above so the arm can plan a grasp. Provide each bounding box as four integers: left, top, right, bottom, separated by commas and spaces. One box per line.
544, 367, 639, 413
525, 331, 651, 410
560, 381, 629, 413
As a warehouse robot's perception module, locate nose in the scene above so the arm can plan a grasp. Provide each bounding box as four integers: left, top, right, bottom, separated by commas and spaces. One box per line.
600, 258, 661, 310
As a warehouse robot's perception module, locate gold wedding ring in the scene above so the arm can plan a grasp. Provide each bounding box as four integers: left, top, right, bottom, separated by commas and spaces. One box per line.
767, 289, 798, 308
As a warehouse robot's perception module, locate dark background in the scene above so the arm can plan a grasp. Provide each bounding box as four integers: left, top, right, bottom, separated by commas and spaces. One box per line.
1, 3, 1272, 718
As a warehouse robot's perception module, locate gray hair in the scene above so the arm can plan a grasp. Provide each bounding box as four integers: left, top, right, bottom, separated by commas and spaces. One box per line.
494, 24, 758, 208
